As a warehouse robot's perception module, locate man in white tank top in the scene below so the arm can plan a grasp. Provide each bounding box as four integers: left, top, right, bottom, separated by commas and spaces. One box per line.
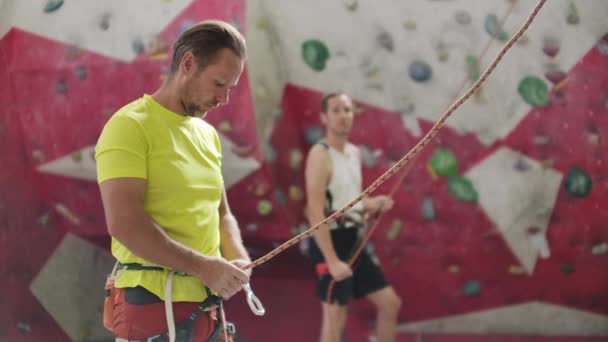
305, 93, 402, 342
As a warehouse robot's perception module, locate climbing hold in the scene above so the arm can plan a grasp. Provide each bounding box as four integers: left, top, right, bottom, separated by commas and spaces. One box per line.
218, 121, 232, 133
377, 31, 394, 52
246, 223, 258, 232
533, 133, 550, 146
54, 203, 80, 225
305, 126, 324, 145
132, 39, 145, 54
38, 211, 50, 226
402, 19, 416, 31
274, 190, 286, 205
518, 76, 550, 107
302, 39, 330, 72
344, 0, 358, 11
75, 66, 87, 80
587, 132, 600, 146
437, 43, 449, 62
32, 149, 45, 162
542, 36, 560, 58
252, 180, 270, 197
288, 185, 304, 201
17, 322, 31, 333
560, 263, 575, 275
566, 1, 580, 25
264, 144, 277, 162
514, 156, 530, 172
386, 220, 403, 241
463, 280, 481, 297
484, 14, 508, 41
591, 242, 608, 255
429, 148, 458, 177
509, 265, 526, 275
421, 196, 435, 220
99, 12, 112, 31
466, 54, 481, 82
43, 0, 63, 13
564, 167, 592, 197
257, 200, 273, 216
545, 70, 566, 84
55, 80, 68, 94
255, 17, 270, 30
454, 10, 472, 25
448, 176, 478, 202
409, 61, 432, 82
289, 149, 303, 170
64, 44, 85, 61
448, 265, 460, 273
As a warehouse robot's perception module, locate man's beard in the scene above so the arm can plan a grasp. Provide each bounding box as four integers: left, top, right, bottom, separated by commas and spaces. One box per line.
182, 99, 216, 118
182, 101, 201, 117
331, 126, 351, 137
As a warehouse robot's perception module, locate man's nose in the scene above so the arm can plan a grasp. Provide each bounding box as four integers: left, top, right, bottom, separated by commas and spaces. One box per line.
216, 90, 229, 105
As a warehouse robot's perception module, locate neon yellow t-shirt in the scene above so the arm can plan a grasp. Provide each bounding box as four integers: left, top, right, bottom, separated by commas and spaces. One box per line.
95, 94, 223, 302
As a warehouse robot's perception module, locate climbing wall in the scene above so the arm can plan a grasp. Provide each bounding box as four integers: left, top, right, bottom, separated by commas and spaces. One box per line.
0, 1, 284, 341
1, 0, 608, 341
250, 0, 608, 339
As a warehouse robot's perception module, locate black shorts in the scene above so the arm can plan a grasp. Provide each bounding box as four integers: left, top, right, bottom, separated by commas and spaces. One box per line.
307, 228, 389, 305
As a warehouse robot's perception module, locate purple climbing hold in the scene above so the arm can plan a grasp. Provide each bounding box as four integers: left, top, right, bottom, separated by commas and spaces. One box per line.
545, 70, 567, 84
542, 37, 560, 58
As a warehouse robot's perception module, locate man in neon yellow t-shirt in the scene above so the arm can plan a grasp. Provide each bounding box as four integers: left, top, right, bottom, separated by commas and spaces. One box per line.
95, 20, 251, 341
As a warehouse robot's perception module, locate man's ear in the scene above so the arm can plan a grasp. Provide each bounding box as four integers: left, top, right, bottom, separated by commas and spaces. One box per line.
320, 112, 327, 125
180, 52, 196, 74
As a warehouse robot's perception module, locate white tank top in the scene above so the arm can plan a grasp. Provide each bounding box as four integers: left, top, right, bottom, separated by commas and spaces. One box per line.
321, 142, 365, 228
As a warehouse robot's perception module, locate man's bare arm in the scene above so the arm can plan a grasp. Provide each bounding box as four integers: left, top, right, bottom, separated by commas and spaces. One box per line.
99, 178, 248, 298
305, 145, 352, 281
305, 145, 338, 262
218, 187, 252, 274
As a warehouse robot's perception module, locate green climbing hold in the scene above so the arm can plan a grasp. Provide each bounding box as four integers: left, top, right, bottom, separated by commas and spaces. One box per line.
518, 76, 550, 107
466, 54, 481, 81
566, 1, 580, 25
448, 176, 478, 202
560, 263, 575, 275
302, 39, 330, 72
44, 0, 64, 13
463, 280, 481, 297
564, 167, 592, 197
257, 200, 273, 216
429, 148, 458, 177
484, 14, 509, 41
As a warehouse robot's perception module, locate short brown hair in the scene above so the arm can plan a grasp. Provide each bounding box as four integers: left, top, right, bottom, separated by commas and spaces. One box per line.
321, 92, 349, 113
170, 19, 246, 73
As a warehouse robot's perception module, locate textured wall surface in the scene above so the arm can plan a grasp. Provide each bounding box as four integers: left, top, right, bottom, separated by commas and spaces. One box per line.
1, 0, 608, 341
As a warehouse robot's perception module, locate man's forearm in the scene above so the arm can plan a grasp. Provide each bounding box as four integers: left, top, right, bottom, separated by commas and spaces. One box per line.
219, 213, 250, 262
109, 209, 206, 275
309, 211, 339, 263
